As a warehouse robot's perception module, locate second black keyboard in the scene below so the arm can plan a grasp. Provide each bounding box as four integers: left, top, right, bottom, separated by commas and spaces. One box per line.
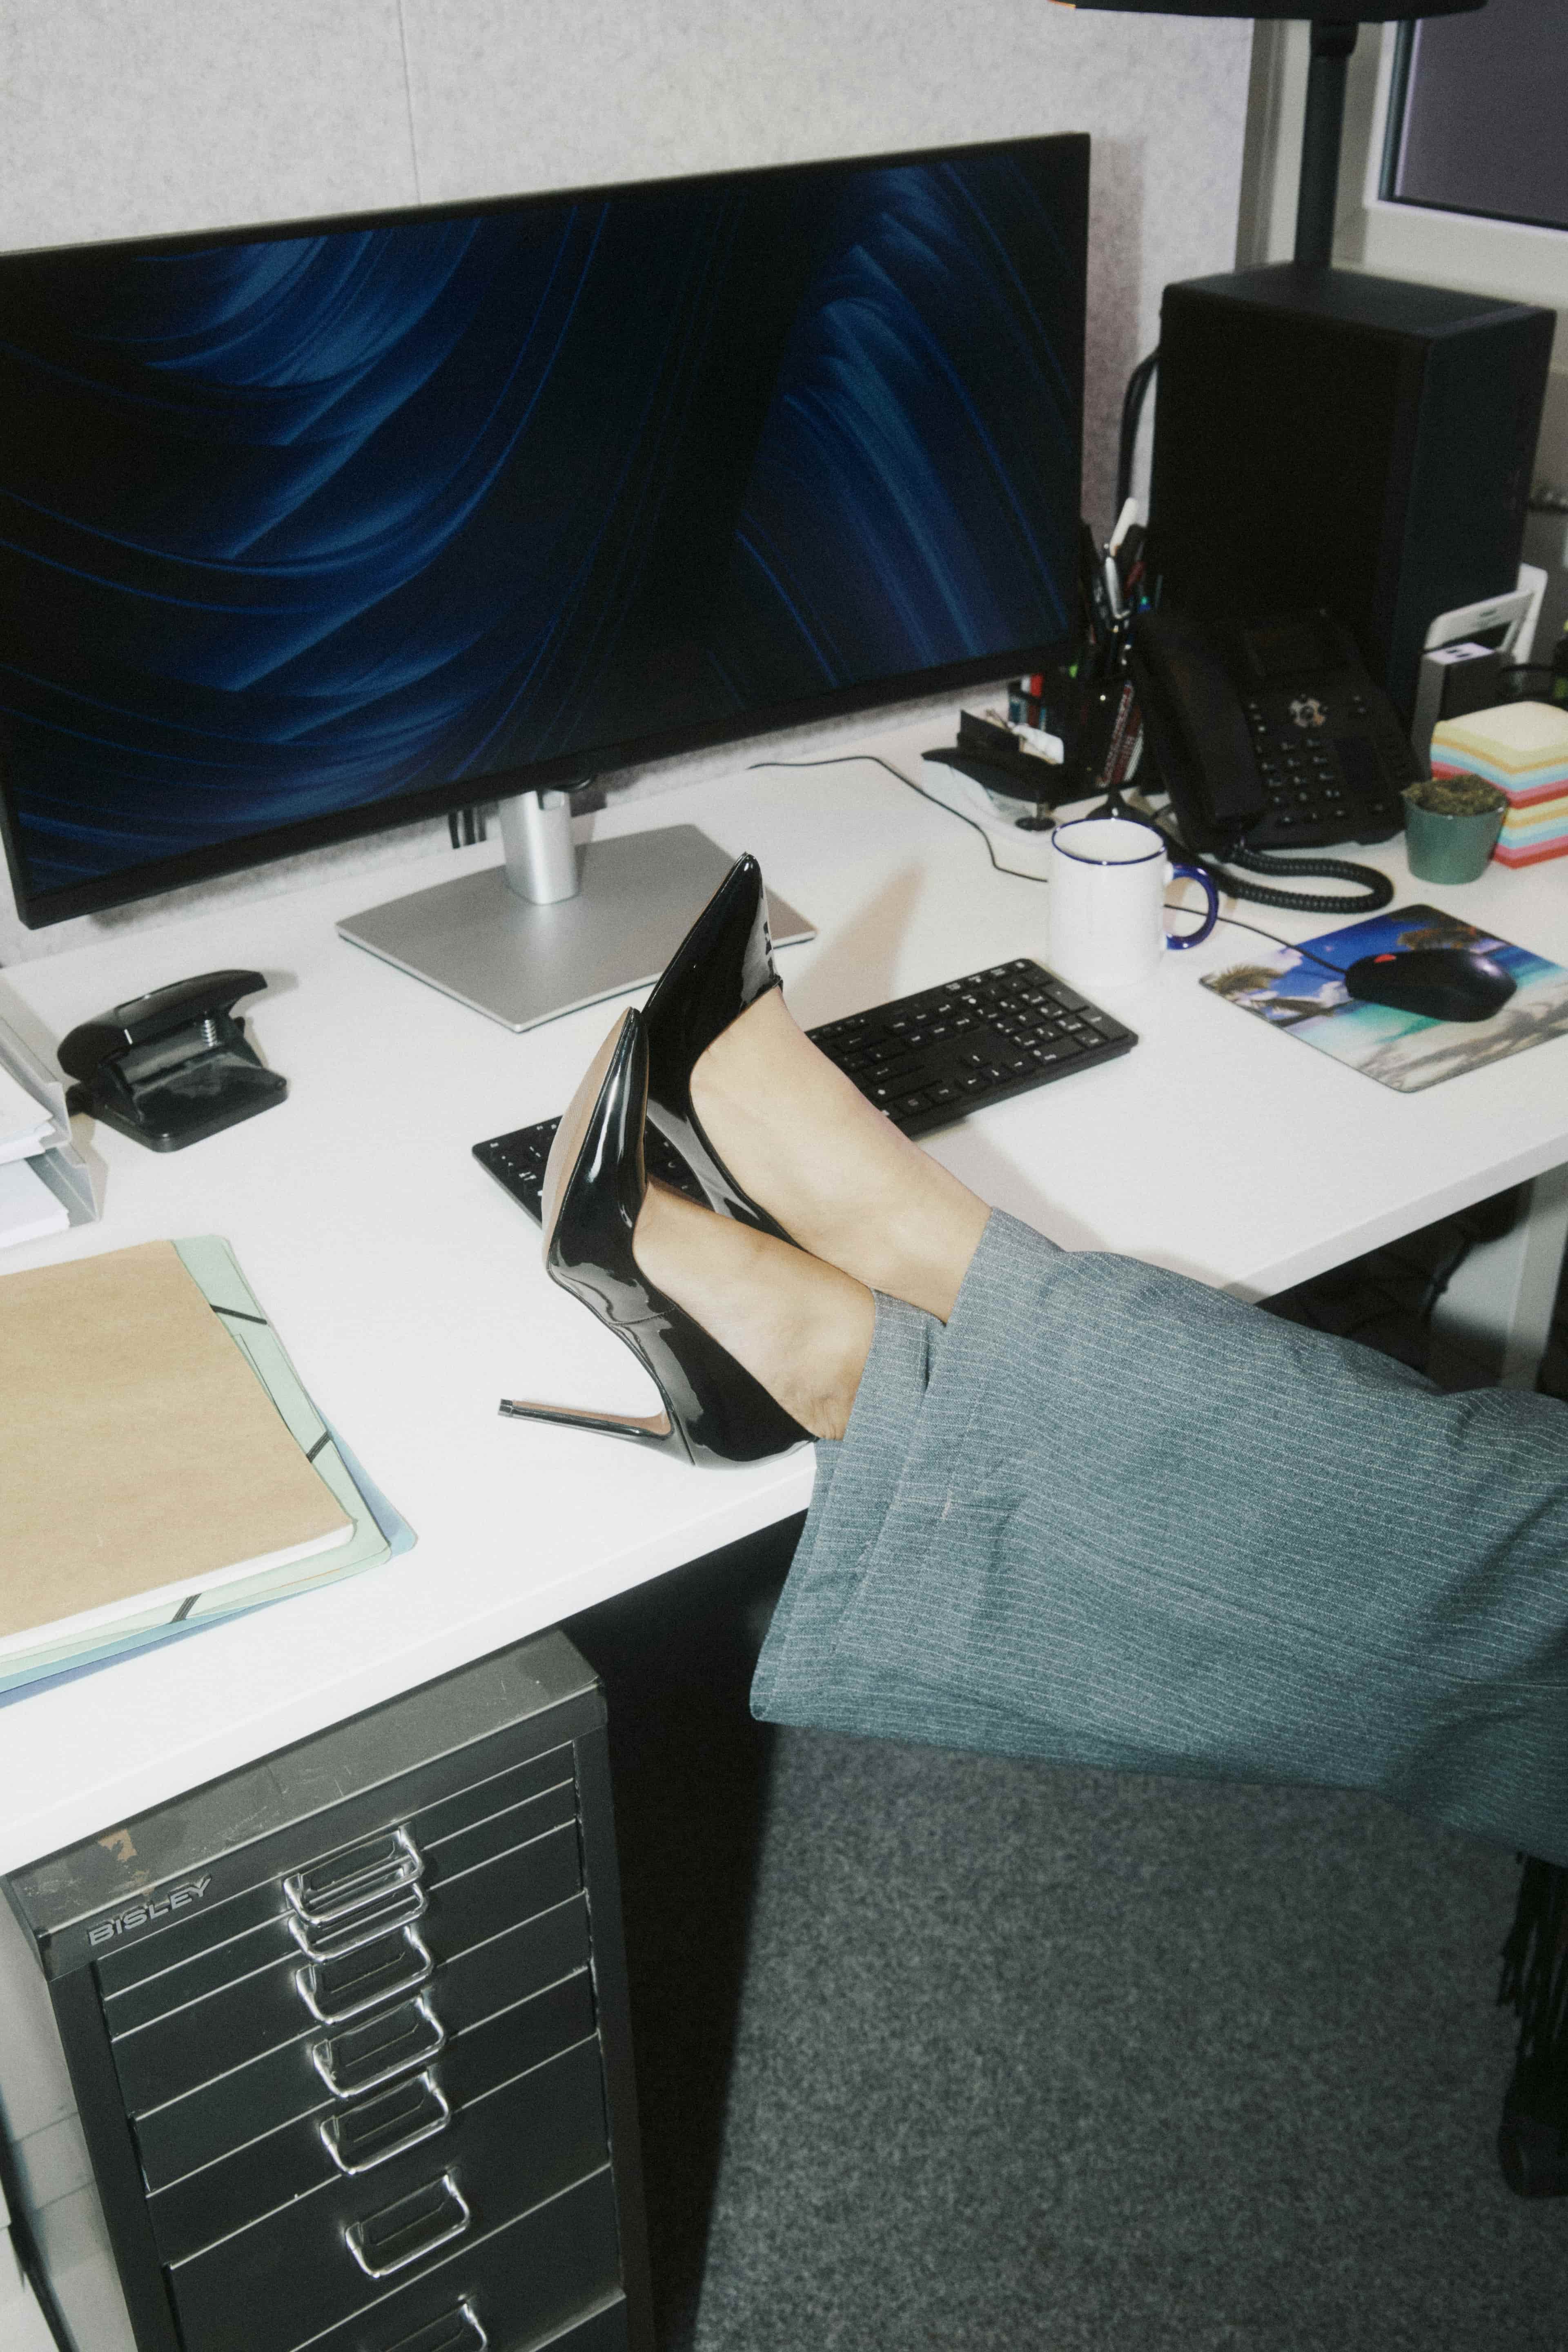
474, 957, 1136, 1223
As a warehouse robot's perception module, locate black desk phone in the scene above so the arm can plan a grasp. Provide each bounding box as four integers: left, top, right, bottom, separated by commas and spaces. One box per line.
1131, 608, 1423, 857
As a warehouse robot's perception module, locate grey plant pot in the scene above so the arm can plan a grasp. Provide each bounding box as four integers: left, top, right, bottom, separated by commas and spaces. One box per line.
1402, 788, 1506, 885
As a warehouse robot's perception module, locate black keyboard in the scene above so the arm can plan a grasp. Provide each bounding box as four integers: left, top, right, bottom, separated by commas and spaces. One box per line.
473, 957, 1136, 1224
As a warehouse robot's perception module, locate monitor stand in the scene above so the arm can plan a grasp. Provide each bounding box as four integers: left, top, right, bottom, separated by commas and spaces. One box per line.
336, 789, 815, 1032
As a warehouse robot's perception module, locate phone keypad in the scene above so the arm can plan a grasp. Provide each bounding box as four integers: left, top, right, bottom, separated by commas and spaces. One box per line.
1241, 693, 1406, 846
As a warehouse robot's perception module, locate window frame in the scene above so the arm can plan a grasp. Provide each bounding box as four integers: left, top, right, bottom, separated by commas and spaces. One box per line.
1352, 20, 1568, 318
1376, 14, 1568, 242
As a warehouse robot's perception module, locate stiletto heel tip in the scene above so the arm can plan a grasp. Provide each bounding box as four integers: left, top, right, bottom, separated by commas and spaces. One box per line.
499, 1396, 679, 1448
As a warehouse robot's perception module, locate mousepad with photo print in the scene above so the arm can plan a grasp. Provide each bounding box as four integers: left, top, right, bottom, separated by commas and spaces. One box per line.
1201, 905, 1568, 1092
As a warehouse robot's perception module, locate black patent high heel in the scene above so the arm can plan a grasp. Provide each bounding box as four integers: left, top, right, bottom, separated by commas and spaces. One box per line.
641, 852, 795, 1242
499, 1009, 811, 1468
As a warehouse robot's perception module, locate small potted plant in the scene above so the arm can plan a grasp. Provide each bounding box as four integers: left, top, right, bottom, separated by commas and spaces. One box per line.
1402, 772, 1508, 884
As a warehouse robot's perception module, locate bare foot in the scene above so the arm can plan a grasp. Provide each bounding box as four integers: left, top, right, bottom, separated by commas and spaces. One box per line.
689, 987, 990, 1321
632, 1181, 875, 1442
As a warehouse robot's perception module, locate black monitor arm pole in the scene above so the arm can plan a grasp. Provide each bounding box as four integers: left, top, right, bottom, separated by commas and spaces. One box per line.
1118, 12, 1365, 495
1294, 17, 1359, 265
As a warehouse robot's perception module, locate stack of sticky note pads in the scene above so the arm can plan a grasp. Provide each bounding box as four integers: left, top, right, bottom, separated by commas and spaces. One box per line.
1429, 699, 1568, 869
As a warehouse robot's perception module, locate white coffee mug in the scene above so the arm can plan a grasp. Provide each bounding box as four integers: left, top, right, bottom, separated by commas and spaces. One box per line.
1047, 815, 1218, 991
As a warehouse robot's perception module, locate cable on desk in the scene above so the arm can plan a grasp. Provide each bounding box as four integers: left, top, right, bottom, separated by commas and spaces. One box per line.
1207, 910, 1354, 977
747, 754, 1051, 886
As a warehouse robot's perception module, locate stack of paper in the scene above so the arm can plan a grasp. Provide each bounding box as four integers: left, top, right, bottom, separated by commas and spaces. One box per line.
0, 1238, 412, 1697
0, 1061, 55, 1163
1429, 699, 1568, 868
0, 1062, 67, 1247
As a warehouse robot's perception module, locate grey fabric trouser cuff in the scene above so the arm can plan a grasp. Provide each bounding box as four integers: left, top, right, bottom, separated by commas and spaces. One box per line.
752, 1211, 1568, 1866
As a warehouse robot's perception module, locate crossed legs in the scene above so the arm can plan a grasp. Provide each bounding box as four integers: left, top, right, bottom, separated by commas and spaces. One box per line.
627, 990, 992, 1441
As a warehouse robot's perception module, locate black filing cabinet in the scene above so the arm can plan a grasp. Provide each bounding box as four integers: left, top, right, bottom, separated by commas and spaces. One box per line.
0, 1630, 652, 2352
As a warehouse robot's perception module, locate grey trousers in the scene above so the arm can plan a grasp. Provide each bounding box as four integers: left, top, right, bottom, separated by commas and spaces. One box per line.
752, 1212, 1568, 1867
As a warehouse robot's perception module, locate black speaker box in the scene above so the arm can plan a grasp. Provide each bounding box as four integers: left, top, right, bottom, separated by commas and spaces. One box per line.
1149, 263, 1554, 720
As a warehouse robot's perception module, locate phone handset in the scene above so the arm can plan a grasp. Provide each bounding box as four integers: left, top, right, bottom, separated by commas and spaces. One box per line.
1127, 609, 1265, 852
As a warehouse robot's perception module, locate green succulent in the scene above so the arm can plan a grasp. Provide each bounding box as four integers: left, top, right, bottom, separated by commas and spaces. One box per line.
1405, 774, 1508, 817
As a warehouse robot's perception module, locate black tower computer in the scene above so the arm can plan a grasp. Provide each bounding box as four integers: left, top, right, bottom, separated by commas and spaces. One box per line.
1149, 263, 1554, 721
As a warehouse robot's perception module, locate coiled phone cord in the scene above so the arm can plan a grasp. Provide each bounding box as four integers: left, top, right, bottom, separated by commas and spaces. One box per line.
1181, 836, 1395, 917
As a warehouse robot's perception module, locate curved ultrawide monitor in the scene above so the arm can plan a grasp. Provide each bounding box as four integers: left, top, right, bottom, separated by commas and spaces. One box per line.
0, 135, 1087, 928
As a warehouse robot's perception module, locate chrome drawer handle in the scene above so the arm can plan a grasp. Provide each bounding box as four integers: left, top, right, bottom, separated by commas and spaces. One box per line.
288, 1878, 427, 1963
312, 1992, 446, 2101
345, 2170, 471, 2281
285, 1826, 422, 1928
296, 1924, 434, 2027
381, 2303, 488, 2352
320, 2068, 451, 2177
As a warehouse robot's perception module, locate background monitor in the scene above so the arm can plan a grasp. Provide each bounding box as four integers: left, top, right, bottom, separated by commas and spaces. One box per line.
0, 134, 1088, 1021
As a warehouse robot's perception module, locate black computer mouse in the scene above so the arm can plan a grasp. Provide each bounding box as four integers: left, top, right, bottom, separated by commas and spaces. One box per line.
1342, 947, 1516, 1023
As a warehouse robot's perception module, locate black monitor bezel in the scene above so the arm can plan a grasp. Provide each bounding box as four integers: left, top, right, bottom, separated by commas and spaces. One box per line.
0, 131, 1088, 929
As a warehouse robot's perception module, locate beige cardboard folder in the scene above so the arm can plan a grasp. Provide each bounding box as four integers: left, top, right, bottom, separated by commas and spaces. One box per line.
0, 1240, 352, 1650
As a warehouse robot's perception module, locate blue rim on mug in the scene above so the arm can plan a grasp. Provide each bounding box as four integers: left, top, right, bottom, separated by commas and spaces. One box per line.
1051, 816, 1220, 949
1051, 814, 1164, 867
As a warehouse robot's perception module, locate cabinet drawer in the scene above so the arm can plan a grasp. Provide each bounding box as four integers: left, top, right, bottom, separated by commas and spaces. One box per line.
301, 2166, 623, 2352
148, 1967, 598, 2265
370, 2291, 627, 2352
94, 1744, 577, 2005
169, 2034, 610, 2352
114, 1811, 581, 2116
135, 1891, 590, 2192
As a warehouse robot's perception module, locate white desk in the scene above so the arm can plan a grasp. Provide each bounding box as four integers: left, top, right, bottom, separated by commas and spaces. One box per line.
2, 710, 1567, 1875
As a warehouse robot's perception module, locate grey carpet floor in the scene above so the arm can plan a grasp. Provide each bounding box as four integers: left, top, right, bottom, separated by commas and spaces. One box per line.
684, 1734, 1562, 2352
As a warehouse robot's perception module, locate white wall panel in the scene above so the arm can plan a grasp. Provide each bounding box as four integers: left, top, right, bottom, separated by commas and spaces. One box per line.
401, 0, 1251, 539
0, 0, 417, 252
0, 0, 1250, 964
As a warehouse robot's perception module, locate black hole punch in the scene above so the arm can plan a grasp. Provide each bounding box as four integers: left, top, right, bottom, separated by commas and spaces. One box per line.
57, 970, 286, 1152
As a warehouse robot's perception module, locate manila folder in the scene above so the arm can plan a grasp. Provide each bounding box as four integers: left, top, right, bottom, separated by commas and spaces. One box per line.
0, 1240, 352, 1642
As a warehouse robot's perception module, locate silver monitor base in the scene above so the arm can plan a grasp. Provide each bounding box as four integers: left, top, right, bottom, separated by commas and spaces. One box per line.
337, 824, 814, 1032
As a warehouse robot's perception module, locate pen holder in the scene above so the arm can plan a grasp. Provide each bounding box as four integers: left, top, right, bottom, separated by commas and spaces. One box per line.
1011, 668, 1100, 789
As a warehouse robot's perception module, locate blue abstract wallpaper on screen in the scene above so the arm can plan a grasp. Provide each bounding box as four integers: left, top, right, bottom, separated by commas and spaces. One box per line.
0, 140, 1085, 912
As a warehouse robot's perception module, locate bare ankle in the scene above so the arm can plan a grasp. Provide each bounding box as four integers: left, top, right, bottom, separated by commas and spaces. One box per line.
633, 1185, 873, 1442
690, 994, 990, 1319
